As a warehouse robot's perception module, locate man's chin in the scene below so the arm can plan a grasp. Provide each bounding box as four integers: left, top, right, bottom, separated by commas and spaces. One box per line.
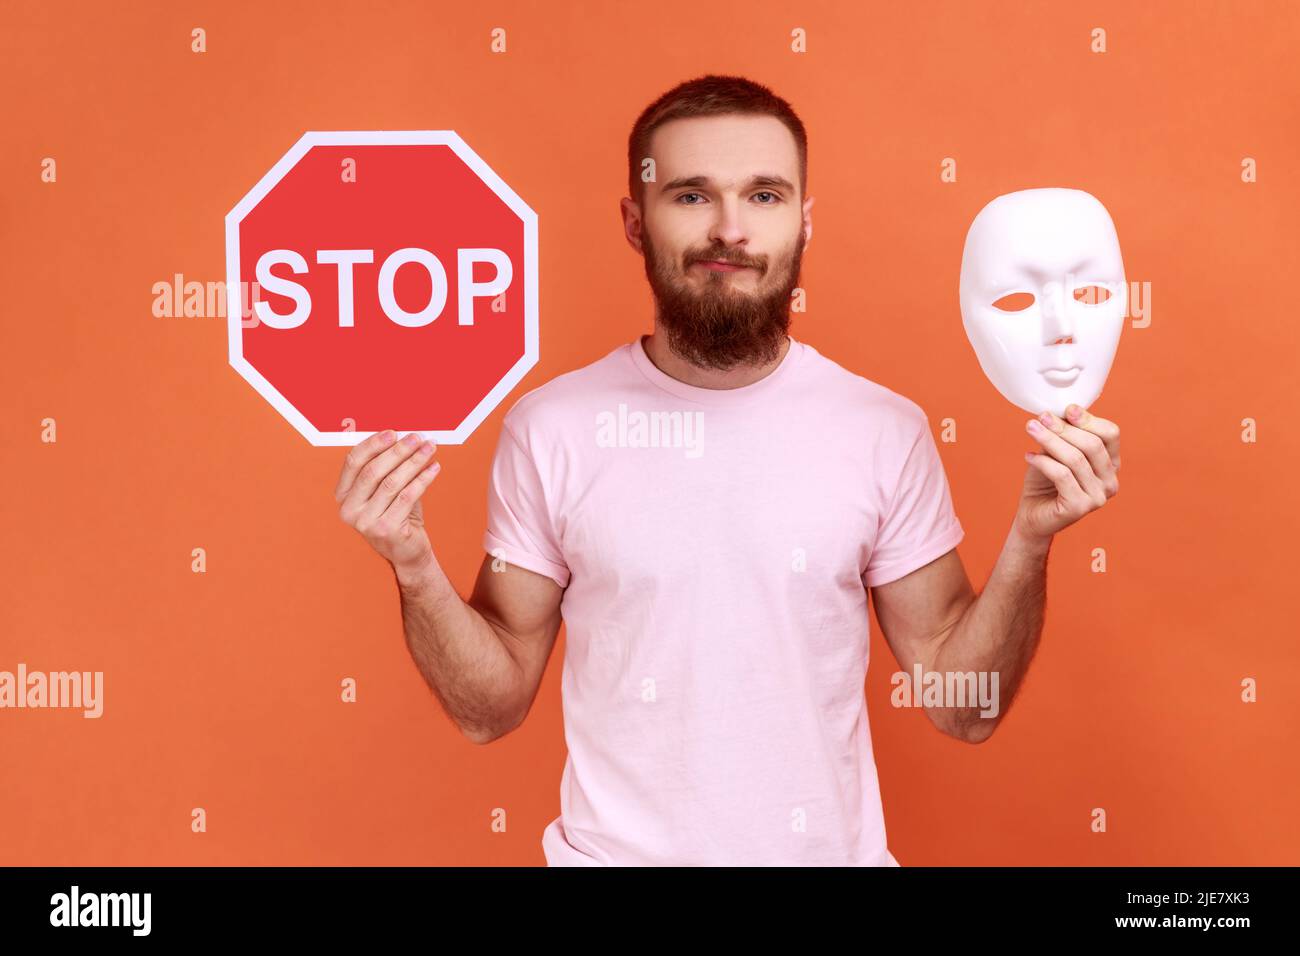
658, 313, 789, 370
644, 249, 800, 369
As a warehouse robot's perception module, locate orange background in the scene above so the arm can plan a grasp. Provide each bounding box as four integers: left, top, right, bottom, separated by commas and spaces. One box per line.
2, 0, 1297, 865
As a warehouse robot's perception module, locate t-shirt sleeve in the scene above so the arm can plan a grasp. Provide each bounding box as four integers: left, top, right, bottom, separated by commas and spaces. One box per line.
482, 422, 571, 589
863, 417, 965, 589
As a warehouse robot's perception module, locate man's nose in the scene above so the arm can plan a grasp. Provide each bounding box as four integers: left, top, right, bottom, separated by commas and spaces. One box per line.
708, 196, 749, 247
1041, 280, 1075, 342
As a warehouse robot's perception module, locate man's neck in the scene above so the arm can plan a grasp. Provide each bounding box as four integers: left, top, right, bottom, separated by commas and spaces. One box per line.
640, 332, 791, 391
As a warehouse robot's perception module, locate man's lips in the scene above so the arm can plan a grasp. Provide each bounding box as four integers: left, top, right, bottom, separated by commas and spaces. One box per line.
693, 259, 752, 272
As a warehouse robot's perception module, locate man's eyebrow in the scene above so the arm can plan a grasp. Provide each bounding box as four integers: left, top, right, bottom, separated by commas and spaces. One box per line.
659, 173, 796, 193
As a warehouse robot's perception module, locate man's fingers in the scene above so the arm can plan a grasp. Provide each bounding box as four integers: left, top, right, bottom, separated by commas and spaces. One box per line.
1028, 416, 1107, 506
1025, 450, 1088, 512
334, 429, 397, 503
356, 440, 439, 527
340, 432, 429, 514
1065, 404, 1121, 472
1048, 417, 1118, 497
378, 456, 443, 527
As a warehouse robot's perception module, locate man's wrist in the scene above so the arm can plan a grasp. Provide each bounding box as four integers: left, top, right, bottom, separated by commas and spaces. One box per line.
392, 549, 440, 593
1005, 521, 1053, 564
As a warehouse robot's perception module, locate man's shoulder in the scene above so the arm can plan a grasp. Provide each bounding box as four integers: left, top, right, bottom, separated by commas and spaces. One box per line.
498, 340, 634, 442
798, 340, 931, 434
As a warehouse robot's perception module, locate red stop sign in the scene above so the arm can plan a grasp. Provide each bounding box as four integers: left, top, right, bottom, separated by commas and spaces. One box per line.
225, 131, 538, 445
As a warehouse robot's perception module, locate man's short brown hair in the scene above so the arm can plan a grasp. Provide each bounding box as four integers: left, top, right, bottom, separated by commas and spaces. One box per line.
627, 74, 808, 206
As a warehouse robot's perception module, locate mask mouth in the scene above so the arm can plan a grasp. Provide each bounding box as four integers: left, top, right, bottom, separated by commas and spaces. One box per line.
1039, 364, 1082, 386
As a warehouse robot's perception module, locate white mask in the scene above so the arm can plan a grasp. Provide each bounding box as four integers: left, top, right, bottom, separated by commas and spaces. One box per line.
959, 188, 1127, 416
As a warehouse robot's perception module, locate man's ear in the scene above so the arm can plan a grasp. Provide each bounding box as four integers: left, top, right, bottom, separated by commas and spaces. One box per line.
620, 196, 644, 253
802, 194, 815, 248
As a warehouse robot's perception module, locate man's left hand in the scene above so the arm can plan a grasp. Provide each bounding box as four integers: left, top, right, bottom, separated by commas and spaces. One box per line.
1017, 404, 1121, 542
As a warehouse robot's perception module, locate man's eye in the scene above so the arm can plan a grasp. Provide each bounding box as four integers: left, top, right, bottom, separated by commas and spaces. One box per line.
675, 192, 781, 204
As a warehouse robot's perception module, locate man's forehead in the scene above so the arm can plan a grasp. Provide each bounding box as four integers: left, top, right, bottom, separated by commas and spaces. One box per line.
649, 115, 799, 188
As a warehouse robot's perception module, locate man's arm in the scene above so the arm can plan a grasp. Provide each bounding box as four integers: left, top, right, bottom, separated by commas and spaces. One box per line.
335, 427, 565, 746
871, 403, 1121, 744
394, 552, 564, 745
871, 532, 1047, 744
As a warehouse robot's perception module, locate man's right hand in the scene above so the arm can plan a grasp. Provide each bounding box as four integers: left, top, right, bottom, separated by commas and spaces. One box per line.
335, 429, 442, 574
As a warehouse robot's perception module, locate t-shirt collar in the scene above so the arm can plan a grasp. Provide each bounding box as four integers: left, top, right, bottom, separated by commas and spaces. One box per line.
629, 333, 805, 407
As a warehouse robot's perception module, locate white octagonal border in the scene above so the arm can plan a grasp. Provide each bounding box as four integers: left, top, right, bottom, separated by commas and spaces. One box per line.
224, 130, 539, 446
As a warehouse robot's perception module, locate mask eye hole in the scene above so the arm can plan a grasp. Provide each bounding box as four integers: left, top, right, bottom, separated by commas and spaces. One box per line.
1074, 285, 1112, 305
991, 292, 1035, 312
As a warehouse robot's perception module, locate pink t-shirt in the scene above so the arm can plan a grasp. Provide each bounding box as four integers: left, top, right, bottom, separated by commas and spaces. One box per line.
482, 334, 964, 865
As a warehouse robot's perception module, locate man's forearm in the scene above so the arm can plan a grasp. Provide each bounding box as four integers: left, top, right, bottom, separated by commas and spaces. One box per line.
393, 554, 523, 743
931, 524, 1051, 742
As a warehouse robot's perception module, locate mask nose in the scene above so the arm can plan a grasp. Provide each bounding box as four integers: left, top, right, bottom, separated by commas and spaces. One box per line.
1040, 279, 1075, 344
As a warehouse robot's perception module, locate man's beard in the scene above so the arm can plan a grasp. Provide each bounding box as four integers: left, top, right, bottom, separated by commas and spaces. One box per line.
641, 225, 805, 371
